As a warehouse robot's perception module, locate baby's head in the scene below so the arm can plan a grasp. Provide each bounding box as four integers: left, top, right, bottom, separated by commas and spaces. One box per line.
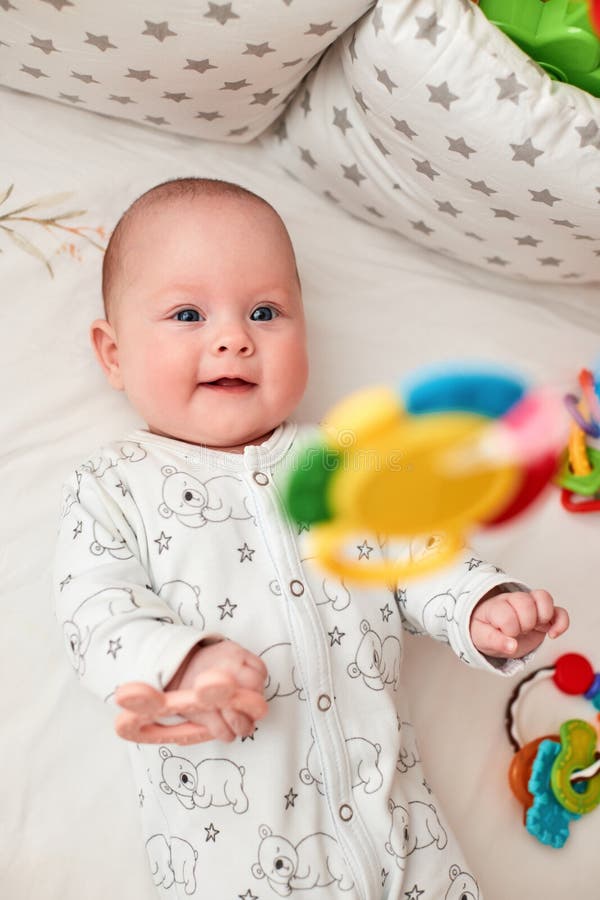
91, 177, 308, 452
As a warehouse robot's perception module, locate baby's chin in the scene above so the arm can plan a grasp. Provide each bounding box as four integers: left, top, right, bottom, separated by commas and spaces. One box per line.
147, 423, 277, 453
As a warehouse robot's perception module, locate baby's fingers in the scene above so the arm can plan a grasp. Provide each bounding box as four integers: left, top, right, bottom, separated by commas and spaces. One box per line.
548, 605, 570, 639
470, 619, 517, 657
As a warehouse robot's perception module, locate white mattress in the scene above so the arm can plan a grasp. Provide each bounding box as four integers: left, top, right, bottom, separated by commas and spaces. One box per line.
2, 84, 599, 900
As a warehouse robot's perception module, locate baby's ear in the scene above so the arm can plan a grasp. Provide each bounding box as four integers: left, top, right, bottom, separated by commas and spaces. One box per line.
89, 318, 124, 391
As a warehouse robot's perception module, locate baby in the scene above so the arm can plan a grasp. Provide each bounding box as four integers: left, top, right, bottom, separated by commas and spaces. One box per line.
54, 177, 568, 899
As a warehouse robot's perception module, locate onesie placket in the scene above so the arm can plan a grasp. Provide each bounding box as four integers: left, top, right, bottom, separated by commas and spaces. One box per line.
240, 431, 381, 900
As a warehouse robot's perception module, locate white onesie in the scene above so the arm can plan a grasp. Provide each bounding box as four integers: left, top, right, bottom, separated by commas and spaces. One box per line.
53, 420, 527, 900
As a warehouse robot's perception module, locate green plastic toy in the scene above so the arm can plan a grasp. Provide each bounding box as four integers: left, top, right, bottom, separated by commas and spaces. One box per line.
478, 0, 600, 97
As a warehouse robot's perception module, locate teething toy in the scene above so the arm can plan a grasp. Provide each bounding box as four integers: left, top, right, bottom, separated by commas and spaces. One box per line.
282, 363, 564, 583
114, 670, 268, 746
506, 653, 600, 847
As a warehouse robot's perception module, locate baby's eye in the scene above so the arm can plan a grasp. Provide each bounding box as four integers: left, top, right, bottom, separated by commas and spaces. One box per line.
250, 305, 278, 322
173, 308, 202, 323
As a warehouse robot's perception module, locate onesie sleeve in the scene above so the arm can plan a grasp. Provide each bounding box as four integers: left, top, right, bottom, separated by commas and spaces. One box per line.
392, 539, 531, 677
53, 464, 216, 702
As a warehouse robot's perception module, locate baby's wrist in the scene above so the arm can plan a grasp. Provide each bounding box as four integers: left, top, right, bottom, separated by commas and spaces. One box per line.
165, 637, 223, 692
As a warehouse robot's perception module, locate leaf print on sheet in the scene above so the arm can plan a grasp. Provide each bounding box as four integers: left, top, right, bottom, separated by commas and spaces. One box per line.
0, 184, 106, 277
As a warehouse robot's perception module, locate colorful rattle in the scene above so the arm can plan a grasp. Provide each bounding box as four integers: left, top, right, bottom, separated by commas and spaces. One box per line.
506, 653, 600, 848
556, 366, 600, 513
282, 363, 565, 584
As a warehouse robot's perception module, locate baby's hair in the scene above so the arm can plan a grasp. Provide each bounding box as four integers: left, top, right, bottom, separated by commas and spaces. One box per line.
101, 176, 299, 321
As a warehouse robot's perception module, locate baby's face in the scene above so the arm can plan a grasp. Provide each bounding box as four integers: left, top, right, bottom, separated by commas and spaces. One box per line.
97, 196, 308, 451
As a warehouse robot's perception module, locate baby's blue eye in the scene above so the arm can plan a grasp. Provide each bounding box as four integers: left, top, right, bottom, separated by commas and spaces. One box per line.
251, 306, 278, 322
174, 309, 202, 322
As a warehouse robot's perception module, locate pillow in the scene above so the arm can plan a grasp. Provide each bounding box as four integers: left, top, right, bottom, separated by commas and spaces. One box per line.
0, 0, 373, 142
263, 0, 600, 283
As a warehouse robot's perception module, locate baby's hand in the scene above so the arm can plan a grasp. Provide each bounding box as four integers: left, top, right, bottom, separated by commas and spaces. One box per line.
115, 640, 268, 745
470, 588, 569, 659
168, 639, 268, 741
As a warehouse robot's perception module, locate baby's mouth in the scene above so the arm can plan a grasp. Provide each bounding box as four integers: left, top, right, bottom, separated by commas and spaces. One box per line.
201, 377, 256, 392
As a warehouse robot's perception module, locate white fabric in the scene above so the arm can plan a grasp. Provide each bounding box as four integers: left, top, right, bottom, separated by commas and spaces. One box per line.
2, 83, 600, 900
53, 420, 526, 898
263, 0, 600, 283
0, 0, 373, 142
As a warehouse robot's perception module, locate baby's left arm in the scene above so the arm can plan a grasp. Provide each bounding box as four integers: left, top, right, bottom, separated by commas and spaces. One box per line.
470, 587, 569, 659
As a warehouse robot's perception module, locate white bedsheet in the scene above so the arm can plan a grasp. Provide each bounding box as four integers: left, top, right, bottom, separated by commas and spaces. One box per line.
2, 84, 599, 900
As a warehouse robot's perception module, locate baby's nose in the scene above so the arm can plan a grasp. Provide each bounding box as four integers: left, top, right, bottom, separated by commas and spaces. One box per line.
213, 327, 253, 356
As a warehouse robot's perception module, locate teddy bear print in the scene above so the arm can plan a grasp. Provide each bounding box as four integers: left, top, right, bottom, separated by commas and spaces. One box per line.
421, 589, 467, 643
159, 747, 249, 813
62, 587, 138, 676
396, 721, 421, 774
89, 520, 134, 560
347, 620, 401, 691
145, 833, 198, 895
158, 466, 255, 528
300, 734, 383, 795
445, 864, 480, 899
260, 642, 306, 701
300, 557, 351, 611
157, 580, 204, 629
80, 441, 147, 480
385, 799, 448, 869
251, 824, 354, 896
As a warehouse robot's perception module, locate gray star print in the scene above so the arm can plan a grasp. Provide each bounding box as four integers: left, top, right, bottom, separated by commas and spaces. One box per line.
411, 220, 434, 236
221, 79, 250, 91
468, 179, 496, 196
60, 93, 84, 104
142, 21, 177, 41
530, 188, 561, 206
392, 118, 417, 140
300, 90, 311, 116
333, 107, 352, 135
353, 89, 369, 114
510, 138, 544, 166
243, 42, 275, 58
109, 95, 135, 104
40, 0, 73, 8
84, 33, 117, 52
185, 58, 217, 74
196, 110, 223, 120
415, 13, 445, 46
305, 21, 336, 37
146, 116, 169, 126
413, 159, 439, 181
371, 135, 390, 156
427, 81, 459, 110
251, 88, 279, 105
376, 67, 397, 94
492, 208, 519, 220
447, 136, 475, 158
436, 200, 462, 217
126, 69, 156, 82
163, 91, 190, 102
348, 32, 358, 62
72, 71, 100, 84
205, 3, 240, 25
21, 65, 48, 79
30, 36, 60, 55
300, 147, 317, 168
539, 256, 562, 266
486, 256, 509, 266
552, 219, 577, 228
576, 120, 600, 149
515, 235, 541, 246
496, 73, 527, 104
342, 163, 366, 186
